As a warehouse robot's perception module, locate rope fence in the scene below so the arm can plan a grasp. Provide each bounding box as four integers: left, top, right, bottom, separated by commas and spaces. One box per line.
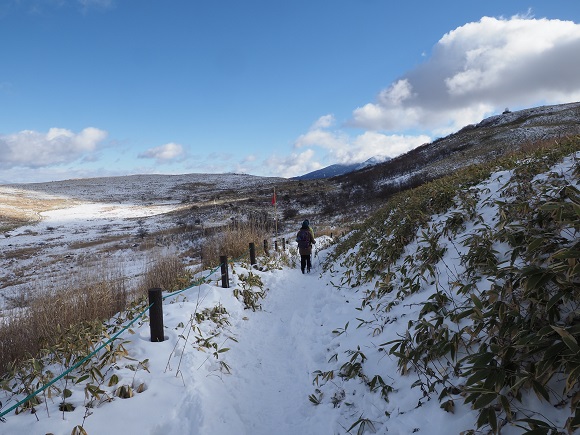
0, 304, 152, 420
0, 238, 293, 421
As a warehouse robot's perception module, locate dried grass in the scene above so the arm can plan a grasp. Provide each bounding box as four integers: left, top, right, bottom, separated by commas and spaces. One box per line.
139, 251, 191, 292
1, 261, 131, 374
201, 219, 272, 268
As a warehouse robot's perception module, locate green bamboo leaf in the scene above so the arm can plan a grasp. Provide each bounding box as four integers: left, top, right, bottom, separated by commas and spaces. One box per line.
519, 417, 551, 428
552, 248, 580, 260
471, 352, 495, 367
551, 326, 580, 352
476, 407, 489, 428
532, 380, 550, 402
539, 202, 561, 211
499, 394, 512, 421
452, 308, 475, 322
522, 430, 550, 435
546, 291, 566, 312
473, 393, 497, 409
488, 406, 498, 433
565, 365, 580, 393
523, 267, 553, 291
470, 294, 483, 310
527, 237, 545, 253
74, 374, 90, 384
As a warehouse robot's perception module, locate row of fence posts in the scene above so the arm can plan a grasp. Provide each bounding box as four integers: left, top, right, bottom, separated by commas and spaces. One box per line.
148, 237, 288, 343
1, 232, 338, 418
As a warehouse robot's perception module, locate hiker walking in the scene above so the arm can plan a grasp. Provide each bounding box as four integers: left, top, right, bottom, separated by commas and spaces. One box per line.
296, 220, 316, 274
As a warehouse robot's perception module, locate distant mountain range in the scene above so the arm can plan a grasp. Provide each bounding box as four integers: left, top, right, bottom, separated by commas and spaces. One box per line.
293, 156, 391, 180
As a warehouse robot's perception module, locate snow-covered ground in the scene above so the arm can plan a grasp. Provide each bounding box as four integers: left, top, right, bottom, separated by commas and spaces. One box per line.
3, 173, 283, 203
0, 173, 284, 306
0, 239, 336, 433
0, 152, 578, 434
0, 189, 183, 306
0, 240, 474, 435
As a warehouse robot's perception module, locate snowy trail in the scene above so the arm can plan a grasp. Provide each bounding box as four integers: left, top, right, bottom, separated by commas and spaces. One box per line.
1, 244, 357, 435
196, 265, 345, 435
152, 252, 352, 435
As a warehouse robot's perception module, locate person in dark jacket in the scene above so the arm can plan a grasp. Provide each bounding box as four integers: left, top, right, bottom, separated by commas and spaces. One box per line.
296, 220, 316, 273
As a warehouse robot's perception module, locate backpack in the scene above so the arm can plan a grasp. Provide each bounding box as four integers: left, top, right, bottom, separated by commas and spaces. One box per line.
297, 229, 311, 249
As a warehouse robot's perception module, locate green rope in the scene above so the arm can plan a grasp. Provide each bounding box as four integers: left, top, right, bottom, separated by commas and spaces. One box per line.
164, 263, 223, 299
1, 250, 259, 421
0, 303, 153, 420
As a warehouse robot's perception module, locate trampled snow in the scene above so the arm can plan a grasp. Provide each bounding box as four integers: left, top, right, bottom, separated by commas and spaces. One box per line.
0, 235, 475, 435
0, 242, 361, 435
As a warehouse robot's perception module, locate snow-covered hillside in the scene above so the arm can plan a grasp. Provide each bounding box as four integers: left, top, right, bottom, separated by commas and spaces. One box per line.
345, 101, 580, 192
0, 173, 285, 307
3, 173, 284, 203
0, 143, 578, 434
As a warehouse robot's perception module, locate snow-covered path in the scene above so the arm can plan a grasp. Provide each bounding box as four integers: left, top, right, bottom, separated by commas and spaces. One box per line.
202, 273, 326, 433
1, 244, 360, 435
164, 256, 352, 435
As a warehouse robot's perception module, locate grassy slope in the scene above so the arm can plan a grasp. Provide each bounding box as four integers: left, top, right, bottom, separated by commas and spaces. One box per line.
324, 136, 580, 434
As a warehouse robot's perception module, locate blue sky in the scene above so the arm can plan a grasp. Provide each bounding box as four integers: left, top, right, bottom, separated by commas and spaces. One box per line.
1, 0, 579, 183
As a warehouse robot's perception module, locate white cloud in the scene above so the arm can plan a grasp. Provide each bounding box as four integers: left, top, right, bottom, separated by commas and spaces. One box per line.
311, 114, 336, 130
294, 114, 431, 167
352, 16, 580, 132
379, 79, 414, 105
291, 15, 580, 176
0, 127, 107, 170
351, 132, 430, 162
264, 149, 322, 178
295, 127, 349, 151
138, 142, 184, 162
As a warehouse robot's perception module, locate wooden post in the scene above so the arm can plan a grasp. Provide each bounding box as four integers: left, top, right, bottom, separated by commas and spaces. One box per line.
282, 238, 286, 250
148, 288, 164, 342
249, 242, 257, 266
275, 240, 278, 252
263, 239, 269, 256
273, 187, 278, 238
220, 255, 229, 288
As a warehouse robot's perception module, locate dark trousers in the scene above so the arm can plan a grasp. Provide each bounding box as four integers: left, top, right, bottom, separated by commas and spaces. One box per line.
300, 254, 312, 272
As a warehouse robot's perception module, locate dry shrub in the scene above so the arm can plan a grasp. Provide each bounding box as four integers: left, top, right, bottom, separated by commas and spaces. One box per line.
201, 219, 272, 268
0, 262, 131, 375
515, 136, 571, 155
139, 251, 192, 292
0, 250, 196, 374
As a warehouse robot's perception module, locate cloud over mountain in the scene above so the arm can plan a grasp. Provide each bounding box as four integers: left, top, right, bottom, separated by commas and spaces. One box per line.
351, 16, 580, 135
138, 142, 185, 163
294, 115, 431, 167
